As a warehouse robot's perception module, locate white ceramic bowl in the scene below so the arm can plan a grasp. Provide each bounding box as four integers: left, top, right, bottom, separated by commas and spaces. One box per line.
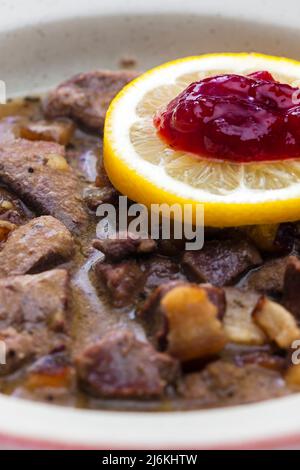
1, 0, 300, 449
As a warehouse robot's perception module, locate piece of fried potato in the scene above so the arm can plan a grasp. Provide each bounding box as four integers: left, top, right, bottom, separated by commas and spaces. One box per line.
253, 296, 300, 349
161, 285, 227, 362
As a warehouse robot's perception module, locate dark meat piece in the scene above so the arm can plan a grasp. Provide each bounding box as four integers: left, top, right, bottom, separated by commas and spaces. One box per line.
143, 255, 185, 293
283, 256, 300, 320
241, 256, 292, 294
0, 216, 74, 277
44, 70, 138, 132
0, 328, 35, 375
233, 351, 285, 371
0, 116, 21, 144
0, 269, 69, 332
0, 139, 87, 232
94, 260, 144, 307
182, 239, 262, 286
76, 329, 179, 399
20, 119, 74, 145
178, 360, 287, 405
93, 232, 157, 262
13, 351, 75, 403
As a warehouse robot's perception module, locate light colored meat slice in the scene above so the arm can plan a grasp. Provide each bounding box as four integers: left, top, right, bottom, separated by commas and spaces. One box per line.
0, 216, 74, 277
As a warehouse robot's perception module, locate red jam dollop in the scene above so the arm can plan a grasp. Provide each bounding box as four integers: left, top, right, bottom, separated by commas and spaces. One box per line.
154, 71, 300, 163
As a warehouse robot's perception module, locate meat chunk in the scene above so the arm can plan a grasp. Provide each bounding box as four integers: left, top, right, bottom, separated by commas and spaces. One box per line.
83, 185, 117, 210
94, 260, 144, 307
20, 119, 74, 145
0, 117, 21, 144
138, 281, 184, 347
76, 330, 179, 398
0, 328, 35, 375
0, 270, 69, 372
143, 256, 185, 293
241, 256, 292, 294
0, 139, 87, 232
139, 281, 226, 353
13, 351, 75, 403
0, 216, 74, 277
283, 256, 300, 320
182, 239, 262, 286
93, 232, 157, 262
178, 360, 288, 405
0, 269, 69, 332
0, 187, 31, 226
44, 70, 138, 131
275, 223, 300, 253
224, 288, 266, 345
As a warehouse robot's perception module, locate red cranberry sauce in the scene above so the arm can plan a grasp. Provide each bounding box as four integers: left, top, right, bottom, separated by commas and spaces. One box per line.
154, 71, 300, 163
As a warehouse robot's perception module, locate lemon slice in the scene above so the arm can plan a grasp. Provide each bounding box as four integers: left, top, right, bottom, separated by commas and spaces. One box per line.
104, 53, 300, 227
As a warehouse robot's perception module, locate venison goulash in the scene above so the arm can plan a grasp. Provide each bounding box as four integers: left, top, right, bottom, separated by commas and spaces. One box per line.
0, 69, 299, 411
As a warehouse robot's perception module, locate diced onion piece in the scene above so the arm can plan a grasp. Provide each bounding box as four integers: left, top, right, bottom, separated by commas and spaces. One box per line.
224, 288, 267, 345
